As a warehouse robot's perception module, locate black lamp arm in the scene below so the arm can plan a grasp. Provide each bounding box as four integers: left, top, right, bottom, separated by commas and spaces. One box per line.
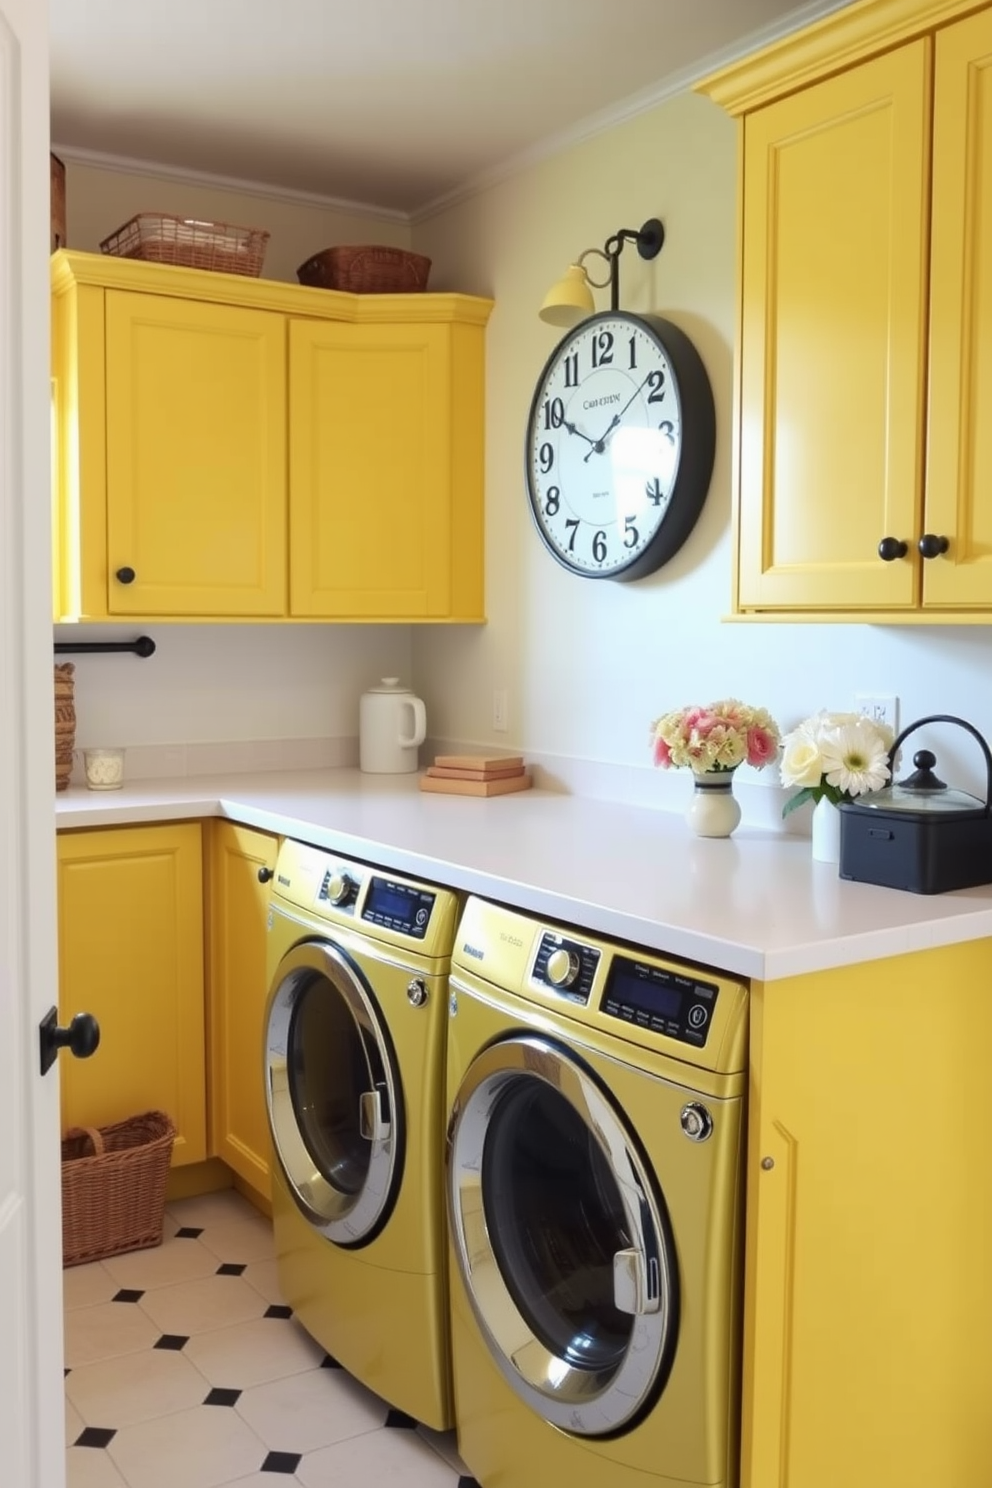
602, 218, 666, 311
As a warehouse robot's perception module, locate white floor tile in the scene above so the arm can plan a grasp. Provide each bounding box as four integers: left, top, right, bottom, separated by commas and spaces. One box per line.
103, 1233, 219, 1291
197, 1213, 275, 1264
63, 1261, 117, 1311
298, 1424, 460, 1487
66, 1447, 129, 1488
64, 1300, 159, 1369
166, 1190, 259, 1228
108, 1403, 267, 1488
416, 1423, 469, 1474
137, 1272, 268, 1336
67, 1346, 210, 1428
237, 1364, 387, 1453
241, 1255, 285, 1304
65, 1397, 85, 1447
185, 1314, 325, 1388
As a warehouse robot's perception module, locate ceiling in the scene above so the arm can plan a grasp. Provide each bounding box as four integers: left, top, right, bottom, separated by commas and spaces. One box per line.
49, 0, 852, 217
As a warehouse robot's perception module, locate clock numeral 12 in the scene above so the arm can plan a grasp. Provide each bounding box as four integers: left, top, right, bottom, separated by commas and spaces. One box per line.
591, 331, 614, 369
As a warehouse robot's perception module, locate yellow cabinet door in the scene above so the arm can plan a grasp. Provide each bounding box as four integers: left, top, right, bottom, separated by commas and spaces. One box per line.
104, 291, 287, 616
743, 943, 992, 1488
207, 821, 277, 1203
925, 9, 992, 609
288, 317, 485, 620
56, 824, 206, 1166
738, 42, 929, 612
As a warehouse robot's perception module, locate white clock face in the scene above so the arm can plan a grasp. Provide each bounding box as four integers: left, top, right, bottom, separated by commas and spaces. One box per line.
526, 314, 684, 578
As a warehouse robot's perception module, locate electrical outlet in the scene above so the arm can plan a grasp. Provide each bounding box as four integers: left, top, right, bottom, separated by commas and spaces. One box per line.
854, 693, 899, 735
493, 689, 509, 732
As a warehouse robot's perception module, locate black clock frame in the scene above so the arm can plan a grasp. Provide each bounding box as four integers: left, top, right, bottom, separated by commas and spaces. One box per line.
524, 311, 716, 582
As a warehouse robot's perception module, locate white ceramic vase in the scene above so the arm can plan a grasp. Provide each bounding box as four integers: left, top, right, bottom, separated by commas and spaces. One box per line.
811, 795, 842, 864
686, 769, 741, 838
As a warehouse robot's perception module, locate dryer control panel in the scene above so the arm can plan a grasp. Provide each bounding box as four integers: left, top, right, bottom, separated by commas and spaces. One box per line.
531, 931, 600, 1004
362, 876, 435, 939
601, 956, 718, 1048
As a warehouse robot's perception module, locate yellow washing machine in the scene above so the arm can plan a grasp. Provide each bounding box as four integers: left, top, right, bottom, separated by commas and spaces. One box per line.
445, 895, 749, 1488
263, 837, 459, 1430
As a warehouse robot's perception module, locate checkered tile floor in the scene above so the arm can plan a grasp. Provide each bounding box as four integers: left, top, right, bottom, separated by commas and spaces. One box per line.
63, 1189, 479, 1488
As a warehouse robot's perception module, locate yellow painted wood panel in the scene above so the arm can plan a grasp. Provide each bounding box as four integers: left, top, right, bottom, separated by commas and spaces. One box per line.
105, 292, 287, 616
925, 8, 992, 607
743, 941, 992, 1488
56, 824, 206, 1166
206, 821, 277, 1202
738, 42, 929, 610
288, 319, 452, 618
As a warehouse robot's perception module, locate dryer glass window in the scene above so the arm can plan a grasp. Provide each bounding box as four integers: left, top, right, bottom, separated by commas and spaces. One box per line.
288, 971, 382, 1196
482, 1077, 632, 1372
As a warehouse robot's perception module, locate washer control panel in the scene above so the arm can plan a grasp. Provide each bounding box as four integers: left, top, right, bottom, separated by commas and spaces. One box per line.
601, 956, 718, 1047
361, 876, 435, 939
531, 931, 601, 1005
317, 866, 361, 912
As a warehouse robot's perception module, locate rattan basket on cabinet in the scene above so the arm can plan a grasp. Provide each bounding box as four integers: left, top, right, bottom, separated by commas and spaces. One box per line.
297, 244, 431, 293
100, 214, 269, 277
61, 1111, 176, 1267
54, 662, 75, 793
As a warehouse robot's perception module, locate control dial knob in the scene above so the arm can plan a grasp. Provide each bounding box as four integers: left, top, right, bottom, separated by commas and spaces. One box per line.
546, 946, 581, 989
325, 870, 356, 906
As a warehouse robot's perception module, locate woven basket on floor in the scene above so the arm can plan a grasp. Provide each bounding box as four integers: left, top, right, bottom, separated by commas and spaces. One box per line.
54, 662, 75, 793
100, 214, 270, 277
61, 1111, 176, 1268
297, 244, 431, 294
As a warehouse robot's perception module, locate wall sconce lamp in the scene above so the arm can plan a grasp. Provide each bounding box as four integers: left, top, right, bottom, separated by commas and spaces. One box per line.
539, 217, 665, 327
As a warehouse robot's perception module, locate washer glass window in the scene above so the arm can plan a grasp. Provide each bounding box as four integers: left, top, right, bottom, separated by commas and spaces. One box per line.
266, 940, 403, 1246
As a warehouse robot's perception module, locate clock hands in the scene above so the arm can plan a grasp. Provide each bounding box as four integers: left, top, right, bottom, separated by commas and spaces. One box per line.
561, 417, 598, 449
583, 375, 652, 462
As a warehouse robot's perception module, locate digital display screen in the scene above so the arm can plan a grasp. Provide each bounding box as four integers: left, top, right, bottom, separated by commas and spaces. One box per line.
607, 967, 682, 1019
363, 877, 433, 936
367, 880, 415, 920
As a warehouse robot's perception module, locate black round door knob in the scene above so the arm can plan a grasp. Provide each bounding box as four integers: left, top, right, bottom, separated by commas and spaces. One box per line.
257, 867, 274, 883
115, 566, 136, 584
39, 1008, 100, 1075
877, 537, 908, 562
918, 534, 949, 559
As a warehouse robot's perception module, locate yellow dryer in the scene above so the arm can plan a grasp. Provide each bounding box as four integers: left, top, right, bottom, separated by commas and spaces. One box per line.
263, 837, 459, 1430
445, 896, 749, 1488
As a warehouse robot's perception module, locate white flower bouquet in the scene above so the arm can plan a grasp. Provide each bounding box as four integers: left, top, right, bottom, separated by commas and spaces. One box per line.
780, 710, 895, 817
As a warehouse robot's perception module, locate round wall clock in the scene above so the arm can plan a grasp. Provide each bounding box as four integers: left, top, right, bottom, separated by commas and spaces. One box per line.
524, 311, 715, 581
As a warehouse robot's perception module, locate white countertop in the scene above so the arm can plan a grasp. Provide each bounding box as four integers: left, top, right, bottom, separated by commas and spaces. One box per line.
54, 768, 992, 981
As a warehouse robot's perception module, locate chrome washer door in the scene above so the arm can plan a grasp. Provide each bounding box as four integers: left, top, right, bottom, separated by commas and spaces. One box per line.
265, 940, 404, 1247
447, 1035, 678, 1437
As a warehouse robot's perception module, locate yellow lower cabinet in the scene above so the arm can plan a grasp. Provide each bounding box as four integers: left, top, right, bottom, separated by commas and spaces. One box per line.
207, 821, 278, 1204
744, 941, 992, 1488
56, 823, 206, 1166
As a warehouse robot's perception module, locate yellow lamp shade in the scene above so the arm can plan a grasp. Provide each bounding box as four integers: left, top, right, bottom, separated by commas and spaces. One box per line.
539, 264, 595, 327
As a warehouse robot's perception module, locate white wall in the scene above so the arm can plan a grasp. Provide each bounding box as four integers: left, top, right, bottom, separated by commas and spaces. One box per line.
410, 89, 992, 815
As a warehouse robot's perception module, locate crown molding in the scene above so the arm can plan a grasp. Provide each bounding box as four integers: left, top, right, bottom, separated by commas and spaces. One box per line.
411, 0, 855, 222
50, 142, 411, 224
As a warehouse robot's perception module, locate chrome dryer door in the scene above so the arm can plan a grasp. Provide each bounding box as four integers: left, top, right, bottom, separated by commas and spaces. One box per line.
265, 939, 403, 1246
447, 1033, 678, 1437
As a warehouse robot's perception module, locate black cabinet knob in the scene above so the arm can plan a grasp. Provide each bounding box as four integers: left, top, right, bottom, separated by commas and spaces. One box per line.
918, 534, 949, 559
39, 1008, 100, 1077
115, 566, 136, 584
877, 537, 908, 562
257, 867, 274, 883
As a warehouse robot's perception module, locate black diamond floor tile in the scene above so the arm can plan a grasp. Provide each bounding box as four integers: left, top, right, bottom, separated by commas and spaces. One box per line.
76, 1426, 117, 1449
153, 1333, 189, 1351
261, 1449, 302, 1473
320, 1352, 342, 1369
264, 1303, 292, 1319
174, 1226, 203, 1239
216, 1262, 247, 1276
204, 1386, 242, 1406
112, 1288, 144, 1303
457, 1479, 482, 1488
385, 1407, 419, 1429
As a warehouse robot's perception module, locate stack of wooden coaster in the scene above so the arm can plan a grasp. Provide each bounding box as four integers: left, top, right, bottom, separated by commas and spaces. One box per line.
419, 752, 532, 797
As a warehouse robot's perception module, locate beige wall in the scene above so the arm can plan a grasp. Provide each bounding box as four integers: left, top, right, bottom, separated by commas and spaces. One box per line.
59, 157, 412, 284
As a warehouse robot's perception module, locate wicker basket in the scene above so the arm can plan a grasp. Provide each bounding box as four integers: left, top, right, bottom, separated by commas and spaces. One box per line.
297, 244, 432, 294
54, 662, 75, 793
100, 214, 269, 277
50, 153, 66, 252
61, 1111, 176, 1267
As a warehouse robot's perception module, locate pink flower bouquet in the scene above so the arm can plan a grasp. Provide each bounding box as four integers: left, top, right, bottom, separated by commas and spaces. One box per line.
651, 698, 781, 775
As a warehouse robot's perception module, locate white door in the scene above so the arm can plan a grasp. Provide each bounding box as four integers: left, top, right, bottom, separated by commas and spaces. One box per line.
0, 0, 66, 1484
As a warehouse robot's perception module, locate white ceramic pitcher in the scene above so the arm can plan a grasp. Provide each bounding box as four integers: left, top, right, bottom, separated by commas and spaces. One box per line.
359, 677, 427, 774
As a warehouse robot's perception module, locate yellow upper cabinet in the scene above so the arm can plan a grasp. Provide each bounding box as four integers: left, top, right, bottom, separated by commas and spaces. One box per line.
699, 0, 992, 620
51, 252, 493, 623
289, 316, 485, 620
